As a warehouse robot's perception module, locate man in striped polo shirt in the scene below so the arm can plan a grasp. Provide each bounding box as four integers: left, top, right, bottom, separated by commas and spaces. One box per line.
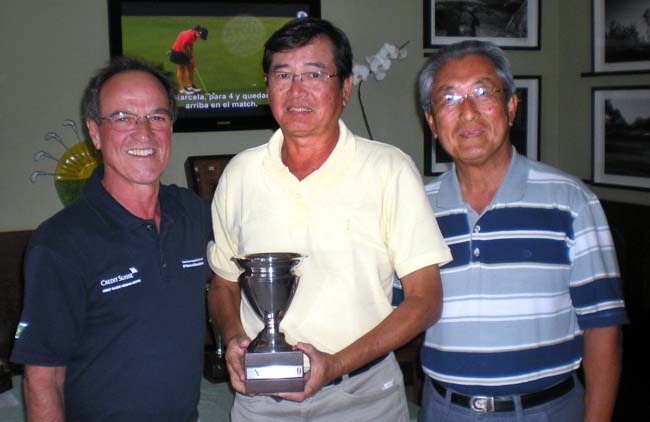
416, 40, 628, 421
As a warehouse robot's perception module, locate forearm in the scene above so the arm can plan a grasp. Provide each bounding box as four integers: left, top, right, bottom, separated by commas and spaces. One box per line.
207, 274, 245, 344
582, 326, 622, 422
334, 265, 442, 376
23, 365, 66, 422
335, 297, 438, 376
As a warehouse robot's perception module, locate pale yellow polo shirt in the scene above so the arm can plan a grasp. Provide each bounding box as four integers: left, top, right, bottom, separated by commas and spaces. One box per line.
207, 120, 451, 354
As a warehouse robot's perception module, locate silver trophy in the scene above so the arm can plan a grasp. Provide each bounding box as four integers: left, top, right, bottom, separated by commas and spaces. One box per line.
233, 252, 305, 394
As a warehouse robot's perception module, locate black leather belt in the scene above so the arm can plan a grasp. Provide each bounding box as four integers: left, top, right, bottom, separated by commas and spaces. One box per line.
329, 354, 389, 386
431, 376, 575, 412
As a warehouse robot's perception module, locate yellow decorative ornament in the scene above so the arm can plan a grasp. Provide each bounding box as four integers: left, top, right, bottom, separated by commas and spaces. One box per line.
54, 141, 100, 206
31, 119, 101, 207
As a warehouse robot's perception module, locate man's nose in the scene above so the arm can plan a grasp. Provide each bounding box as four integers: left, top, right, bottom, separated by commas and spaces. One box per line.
133, 116, 154, 133
289, 75, 307, 93
459, 95, 480, 118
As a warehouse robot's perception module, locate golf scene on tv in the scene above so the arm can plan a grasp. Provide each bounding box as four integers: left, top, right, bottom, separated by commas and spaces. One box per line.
121, 15, 295, 110
110, 0, 319, 130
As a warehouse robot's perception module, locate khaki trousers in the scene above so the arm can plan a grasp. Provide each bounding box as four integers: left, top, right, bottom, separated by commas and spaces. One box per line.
231, 353, 409, 422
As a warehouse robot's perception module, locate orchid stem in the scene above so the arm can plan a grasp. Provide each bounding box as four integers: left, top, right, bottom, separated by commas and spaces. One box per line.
358, 80, 374, 140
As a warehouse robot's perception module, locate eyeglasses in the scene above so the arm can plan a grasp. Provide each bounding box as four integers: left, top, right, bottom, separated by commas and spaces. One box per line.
266, 71, 338, 88
432, 86, 504, 112
99, 111, 174, 131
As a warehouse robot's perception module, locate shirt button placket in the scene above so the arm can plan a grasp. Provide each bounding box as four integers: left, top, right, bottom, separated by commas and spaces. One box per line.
471, 225, 481, 261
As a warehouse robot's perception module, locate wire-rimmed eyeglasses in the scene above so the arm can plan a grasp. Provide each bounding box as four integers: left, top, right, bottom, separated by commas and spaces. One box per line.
431, 86, 504, 112
266, 71, 338, 88
99, 111, 174, 131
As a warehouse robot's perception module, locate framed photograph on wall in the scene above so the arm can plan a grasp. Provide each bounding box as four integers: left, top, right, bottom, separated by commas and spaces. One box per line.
184, 154, 235, 201
592, 87, 650, 190
423, 0, 540, 49
424, 76, 540, 175
592, 0, 650, 73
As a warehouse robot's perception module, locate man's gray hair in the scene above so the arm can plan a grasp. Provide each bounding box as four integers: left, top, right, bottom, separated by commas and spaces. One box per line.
81, 56, 177, 124
417, 40, 516, 113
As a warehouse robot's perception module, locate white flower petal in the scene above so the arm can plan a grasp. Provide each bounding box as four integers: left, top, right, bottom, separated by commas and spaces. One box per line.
374, 71, 387, 81
378, 59, 391, 72
381, 43, 400, 60
353, 64, 370, 78
352, 64, 370, 85
365, 55, 380, 70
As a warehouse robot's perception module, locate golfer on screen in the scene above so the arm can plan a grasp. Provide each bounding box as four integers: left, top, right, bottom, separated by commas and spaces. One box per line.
169, 25, 207, 95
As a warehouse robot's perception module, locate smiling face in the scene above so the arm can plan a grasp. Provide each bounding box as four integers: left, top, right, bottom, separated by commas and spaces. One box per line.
87, 70, 172, 193
425, 54, 517, 169
266, 36, 352, 142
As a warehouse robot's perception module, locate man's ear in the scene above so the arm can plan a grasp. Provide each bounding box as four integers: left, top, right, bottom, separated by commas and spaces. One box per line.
341, 75, 353, 107
507, 93, 518, 126
424, 111, 437, 139
86, 119, 101, 150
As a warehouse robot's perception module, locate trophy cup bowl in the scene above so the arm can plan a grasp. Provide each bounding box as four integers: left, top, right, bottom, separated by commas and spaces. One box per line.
233, 252, 305, 394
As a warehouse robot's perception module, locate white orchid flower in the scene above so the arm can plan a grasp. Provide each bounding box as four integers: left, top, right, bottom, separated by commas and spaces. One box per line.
366, 54, 391, 75
352, 64, 370, 85
354, 40, 409, 140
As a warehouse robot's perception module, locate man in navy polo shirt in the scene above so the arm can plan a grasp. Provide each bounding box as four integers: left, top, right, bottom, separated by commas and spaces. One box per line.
11, 57, 212, 421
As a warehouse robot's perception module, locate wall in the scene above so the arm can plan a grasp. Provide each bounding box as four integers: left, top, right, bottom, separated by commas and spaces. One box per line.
1, 0, 648, 232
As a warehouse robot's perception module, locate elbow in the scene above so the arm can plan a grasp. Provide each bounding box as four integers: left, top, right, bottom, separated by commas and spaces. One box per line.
410, 293, 442, 331
424, 298, 442, 328
423, 283, 443, 328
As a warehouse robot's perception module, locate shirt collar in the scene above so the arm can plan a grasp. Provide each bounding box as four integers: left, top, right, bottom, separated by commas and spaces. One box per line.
263, 119, 355, 182
436, 146, 527, 209
82, 166, 172, 230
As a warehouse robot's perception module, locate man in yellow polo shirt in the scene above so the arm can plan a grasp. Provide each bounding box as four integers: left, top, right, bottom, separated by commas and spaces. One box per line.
207, 17, 452, 422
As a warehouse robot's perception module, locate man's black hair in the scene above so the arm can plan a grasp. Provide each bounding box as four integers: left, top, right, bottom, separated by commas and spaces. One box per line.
262, 17, 352, 86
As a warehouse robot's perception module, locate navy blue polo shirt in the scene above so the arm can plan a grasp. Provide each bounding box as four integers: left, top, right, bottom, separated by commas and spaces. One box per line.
11, 167, 212, 421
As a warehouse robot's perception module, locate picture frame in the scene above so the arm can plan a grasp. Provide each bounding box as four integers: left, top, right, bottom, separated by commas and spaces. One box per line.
424, 76, 540, 176
423, 0, 540, 49
184, 154, 235, 201
592, 86, 650, 190
591, 0, 650, 74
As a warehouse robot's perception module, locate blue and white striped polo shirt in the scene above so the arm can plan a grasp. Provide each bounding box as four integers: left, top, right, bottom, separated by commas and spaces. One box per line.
420, 151, 628, 396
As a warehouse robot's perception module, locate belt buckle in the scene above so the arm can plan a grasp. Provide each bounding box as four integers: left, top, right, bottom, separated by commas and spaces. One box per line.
469, 396, 495, 412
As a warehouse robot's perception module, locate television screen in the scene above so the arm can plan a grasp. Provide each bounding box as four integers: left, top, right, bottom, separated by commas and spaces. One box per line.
108, 0, 321, 132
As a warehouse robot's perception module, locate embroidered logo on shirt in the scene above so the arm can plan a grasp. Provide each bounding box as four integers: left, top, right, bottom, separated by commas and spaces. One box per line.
15, 322, 29, 339
181, 257, 205, 268
100, 267, 142, 294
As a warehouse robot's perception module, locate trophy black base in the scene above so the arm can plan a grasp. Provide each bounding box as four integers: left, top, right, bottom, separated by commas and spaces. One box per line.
245, 350, 304, 394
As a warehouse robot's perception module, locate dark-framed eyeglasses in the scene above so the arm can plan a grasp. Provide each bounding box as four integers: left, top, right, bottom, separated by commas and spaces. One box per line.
99, 111, 174, 131
266, 71, 338, 88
